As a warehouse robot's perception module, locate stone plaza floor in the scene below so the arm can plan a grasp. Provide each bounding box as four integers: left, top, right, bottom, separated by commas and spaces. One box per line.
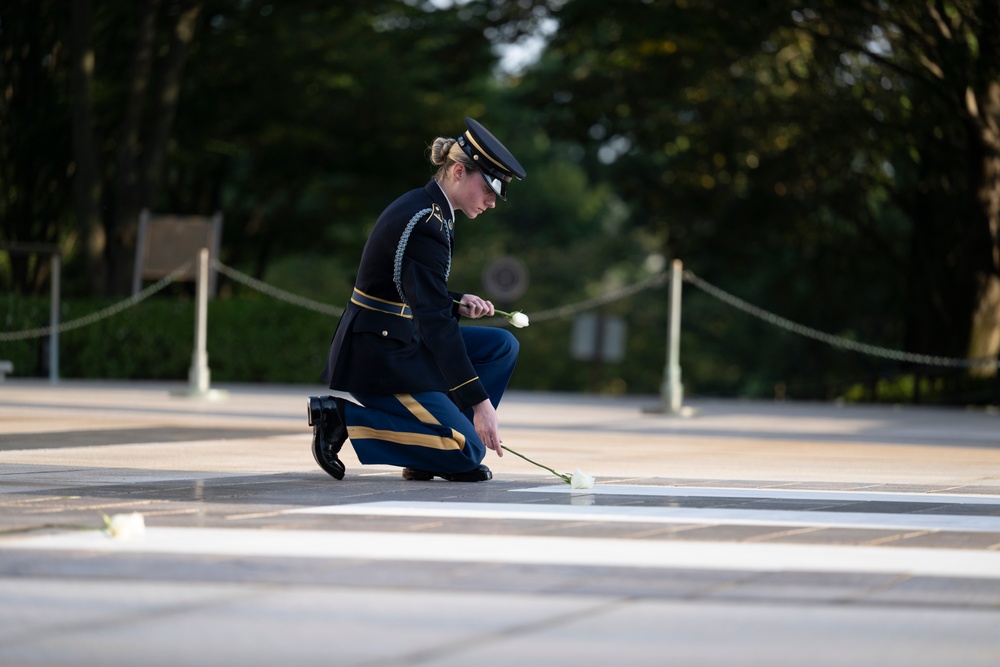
1, 380, 999, 666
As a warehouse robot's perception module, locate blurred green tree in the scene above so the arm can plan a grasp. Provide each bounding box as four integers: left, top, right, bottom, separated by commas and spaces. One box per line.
7, 0, 998, 403
0, 1, 75, 293
2, 0, 541, 296
516, 0, 1000, 396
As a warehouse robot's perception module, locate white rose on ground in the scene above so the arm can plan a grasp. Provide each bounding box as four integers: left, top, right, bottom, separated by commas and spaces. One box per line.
570, 468, 595, 490
104, 512, 146, 539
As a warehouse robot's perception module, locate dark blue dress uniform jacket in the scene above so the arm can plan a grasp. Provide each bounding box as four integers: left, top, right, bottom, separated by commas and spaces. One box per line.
322, 180, 490, 413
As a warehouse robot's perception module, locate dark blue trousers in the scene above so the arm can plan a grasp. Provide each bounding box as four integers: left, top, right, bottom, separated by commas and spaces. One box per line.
344, 327, 519, 473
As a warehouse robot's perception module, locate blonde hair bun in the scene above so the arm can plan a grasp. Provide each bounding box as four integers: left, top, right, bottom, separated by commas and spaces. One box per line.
430, 137, 458, 167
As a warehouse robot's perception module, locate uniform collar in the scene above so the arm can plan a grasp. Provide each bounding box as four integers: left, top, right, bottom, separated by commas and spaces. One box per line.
428, 179, 455, 223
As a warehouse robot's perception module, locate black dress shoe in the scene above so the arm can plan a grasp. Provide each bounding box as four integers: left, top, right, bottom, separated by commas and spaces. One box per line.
401, 468, 434, 481
402, 464, 492, 482
307, 396, 348, 480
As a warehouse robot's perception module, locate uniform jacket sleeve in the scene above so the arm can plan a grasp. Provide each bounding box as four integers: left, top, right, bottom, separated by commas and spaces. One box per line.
399, 215, 489, 412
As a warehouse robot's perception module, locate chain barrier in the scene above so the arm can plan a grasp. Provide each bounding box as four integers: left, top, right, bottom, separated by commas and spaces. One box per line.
210, 260, 667, 323
527, 271, 669, 323
683, 270, 1000, 369
0, 262, 191, 342
212, 260, 344, 317
3, 255, 996, 370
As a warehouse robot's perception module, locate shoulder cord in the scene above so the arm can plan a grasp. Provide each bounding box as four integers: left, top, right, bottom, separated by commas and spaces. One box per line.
393, 207, 452, 304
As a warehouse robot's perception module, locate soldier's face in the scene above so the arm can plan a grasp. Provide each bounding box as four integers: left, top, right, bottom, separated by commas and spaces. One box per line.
454, 167, 497, 219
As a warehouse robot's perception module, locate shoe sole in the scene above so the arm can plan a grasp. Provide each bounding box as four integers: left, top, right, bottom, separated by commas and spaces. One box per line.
307, 396, 322, 426
402, 468, 492, 482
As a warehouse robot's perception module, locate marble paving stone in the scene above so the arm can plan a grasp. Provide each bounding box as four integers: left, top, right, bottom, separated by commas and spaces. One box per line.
762, 526, 913, 546
2, 383, 999, 666
864, 575, 1000, 607
889, 531, 1000, 549
423, 599, 1000, 667
0, 578, 616, 667
0, 426, 300, 450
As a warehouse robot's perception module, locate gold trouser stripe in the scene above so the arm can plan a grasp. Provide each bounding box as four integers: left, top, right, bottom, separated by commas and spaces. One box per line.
395, 393, 439, 425
347, 425, 466, 451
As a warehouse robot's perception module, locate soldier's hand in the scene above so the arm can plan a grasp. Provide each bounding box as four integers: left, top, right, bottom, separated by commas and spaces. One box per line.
457, 294, 495, 319
472, 399, 503, 457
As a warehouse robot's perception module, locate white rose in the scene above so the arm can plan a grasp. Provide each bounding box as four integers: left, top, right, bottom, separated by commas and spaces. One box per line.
510, 311, 530, 328
104, 512, 146, 539
570, 468, 595, 490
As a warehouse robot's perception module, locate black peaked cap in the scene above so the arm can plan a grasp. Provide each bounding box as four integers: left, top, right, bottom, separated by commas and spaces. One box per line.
457, 117, 525, 201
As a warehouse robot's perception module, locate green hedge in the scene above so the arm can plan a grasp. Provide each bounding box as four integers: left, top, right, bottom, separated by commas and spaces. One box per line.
6, 295, 996, 404
0, 296, 664, 392
0, 296, 333, 384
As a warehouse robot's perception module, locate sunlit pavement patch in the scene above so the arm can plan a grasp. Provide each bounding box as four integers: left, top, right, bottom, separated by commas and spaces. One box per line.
512, 484, 1000, 505
3, 527, 1000, 579
287, 500, 1000, 533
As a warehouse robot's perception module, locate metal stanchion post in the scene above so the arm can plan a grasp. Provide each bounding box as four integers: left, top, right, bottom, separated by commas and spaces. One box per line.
173, 248, 227, 400
644, 259, 695, 416
665, 259, 684, 413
